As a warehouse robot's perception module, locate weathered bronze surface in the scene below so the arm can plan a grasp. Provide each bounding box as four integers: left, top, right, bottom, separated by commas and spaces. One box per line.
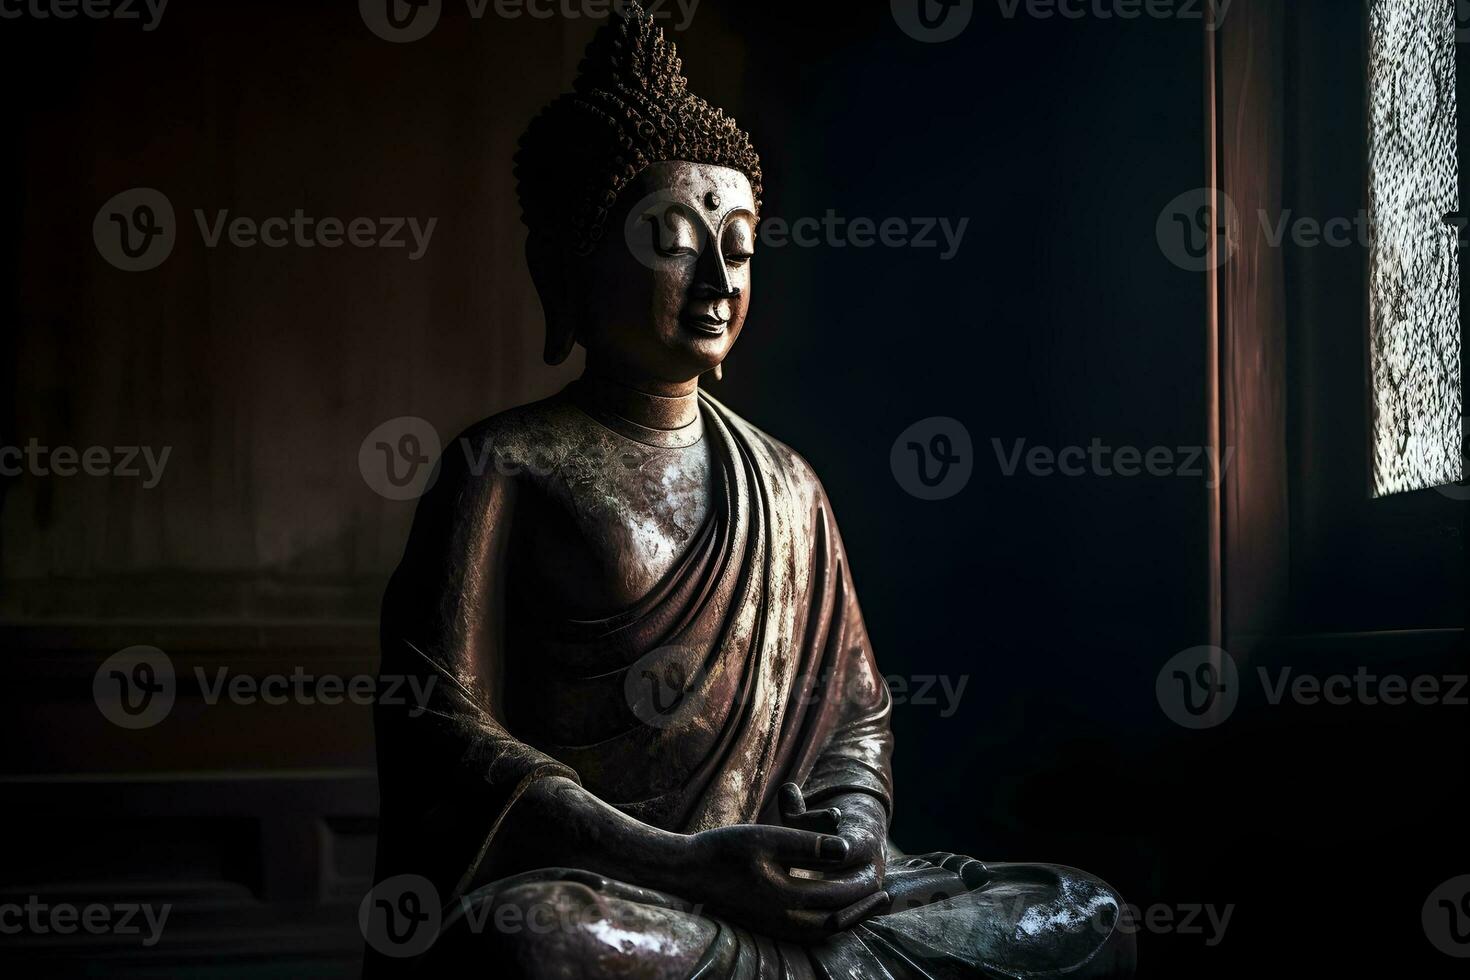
369, 5, 1133, 977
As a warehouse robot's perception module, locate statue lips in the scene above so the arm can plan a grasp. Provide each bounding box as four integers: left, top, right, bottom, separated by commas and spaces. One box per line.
682, 311, 728, 336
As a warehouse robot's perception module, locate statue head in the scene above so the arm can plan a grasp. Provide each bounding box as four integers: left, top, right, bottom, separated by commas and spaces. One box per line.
515, 1, 762, 385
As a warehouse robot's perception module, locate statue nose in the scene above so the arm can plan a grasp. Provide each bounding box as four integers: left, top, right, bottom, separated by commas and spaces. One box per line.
691, 279, 741, 301
692, 241, 740, 300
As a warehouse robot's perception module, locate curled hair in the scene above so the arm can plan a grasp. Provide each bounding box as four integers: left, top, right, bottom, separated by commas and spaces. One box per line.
515, 1, 763, 256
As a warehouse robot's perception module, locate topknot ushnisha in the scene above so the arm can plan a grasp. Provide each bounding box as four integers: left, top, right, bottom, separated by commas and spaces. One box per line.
515, 1, 763, 257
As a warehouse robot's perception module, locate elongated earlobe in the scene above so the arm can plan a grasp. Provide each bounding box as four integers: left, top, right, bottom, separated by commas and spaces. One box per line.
710, 364, 723, 382
544, 319, 577, 365
527, 235, 578, 365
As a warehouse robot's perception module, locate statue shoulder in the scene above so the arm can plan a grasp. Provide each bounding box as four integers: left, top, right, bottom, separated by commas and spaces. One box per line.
703, 394, 828, 505
402, 395, 593, 552
448, 395, 587, 489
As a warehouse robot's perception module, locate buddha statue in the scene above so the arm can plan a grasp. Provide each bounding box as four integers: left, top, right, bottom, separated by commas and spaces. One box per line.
367, 5, 1134, 977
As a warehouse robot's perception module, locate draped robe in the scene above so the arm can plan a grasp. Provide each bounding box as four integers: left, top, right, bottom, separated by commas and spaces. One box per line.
368, 391, 1134, 979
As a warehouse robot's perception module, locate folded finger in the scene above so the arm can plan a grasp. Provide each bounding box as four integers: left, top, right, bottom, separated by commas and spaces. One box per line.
827, 890, 892, 931
778, 782, 806, 819
784, 807, 842, 834
757, 826, 851, 866
775, 872, 882, 911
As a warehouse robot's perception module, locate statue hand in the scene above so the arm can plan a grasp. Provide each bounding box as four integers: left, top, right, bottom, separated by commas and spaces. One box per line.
492, 776, 888, 940
778, 784, 891, 930
776, 782, 843, 833
678, 823, 884, 942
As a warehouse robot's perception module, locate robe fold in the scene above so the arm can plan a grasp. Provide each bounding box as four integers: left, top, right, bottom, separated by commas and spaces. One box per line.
368, 391, 1133, 979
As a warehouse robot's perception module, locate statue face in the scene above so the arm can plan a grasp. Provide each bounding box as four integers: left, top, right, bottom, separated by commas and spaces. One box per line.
583, 160, 756, 384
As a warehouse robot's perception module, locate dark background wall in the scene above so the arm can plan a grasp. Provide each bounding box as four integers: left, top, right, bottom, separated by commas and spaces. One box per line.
720, 4, 1216, 971
1, 1, 1465, 977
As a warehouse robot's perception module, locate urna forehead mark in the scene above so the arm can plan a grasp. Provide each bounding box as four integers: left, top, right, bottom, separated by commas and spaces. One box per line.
642, 161, 755, 231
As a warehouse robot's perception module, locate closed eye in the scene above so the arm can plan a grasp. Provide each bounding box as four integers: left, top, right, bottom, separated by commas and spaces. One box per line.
652, 238, 699, 259
722, 212, 756, 264
644, 207, 704, 258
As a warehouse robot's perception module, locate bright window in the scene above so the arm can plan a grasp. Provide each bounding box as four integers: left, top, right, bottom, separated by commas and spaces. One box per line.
1367, 0, 1464, 496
